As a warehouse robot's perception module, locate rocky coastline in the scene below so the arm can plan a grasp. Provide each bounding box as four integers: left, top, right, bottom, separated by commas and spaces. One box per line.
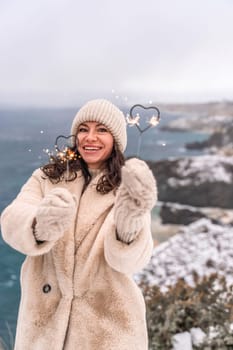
140, 102, 233, 349
148, 101, 233, 229
160, 101, 233, 156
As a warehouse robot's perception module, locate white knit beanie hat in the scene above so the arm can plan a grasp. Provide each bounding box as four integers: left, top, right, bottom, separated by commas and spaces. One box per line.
71, 99, 127, 152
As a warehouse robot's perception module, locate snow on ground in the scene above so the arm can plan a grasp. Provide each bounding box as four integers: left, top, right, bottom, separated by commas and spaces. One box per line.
167, 155, 233, 186
136, 219, 233, 291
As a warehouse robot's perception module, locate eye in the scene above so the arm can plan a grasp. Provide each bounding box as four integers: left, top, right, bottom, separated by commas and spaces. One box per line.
77, 126, 88, 133
97, 126, 108, 133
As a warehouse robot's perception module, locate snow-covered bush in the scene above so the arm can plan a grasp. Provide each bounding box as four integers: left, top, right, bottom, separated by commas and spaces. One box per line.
141, 274, 233, 349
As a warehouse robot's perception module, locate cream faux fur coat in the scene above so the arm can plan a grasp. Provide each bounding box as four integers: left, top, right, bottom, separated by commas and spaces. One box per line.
1, 163, 155, 350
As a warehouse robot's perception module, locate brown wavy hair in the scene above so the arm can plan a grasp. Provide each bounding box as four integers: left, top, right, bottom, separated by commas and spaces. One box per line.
41, 143, 125, 194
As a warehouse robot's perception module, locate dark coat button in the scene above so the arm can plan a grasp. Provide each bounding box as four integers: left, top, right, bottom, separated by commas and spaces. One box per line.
43, 284, 51, 293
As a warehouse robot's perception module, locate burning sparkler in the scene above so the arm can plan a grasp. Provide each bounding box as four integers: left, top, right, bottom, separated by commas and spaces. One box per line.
126, 104, 161, 156
43, 135, 77, 181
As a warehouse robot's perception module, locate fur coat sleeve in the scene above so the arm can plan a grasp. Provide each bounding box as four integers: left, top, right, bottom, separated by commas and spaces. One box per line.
0, 169, 56, 256
104, 158, 156, 275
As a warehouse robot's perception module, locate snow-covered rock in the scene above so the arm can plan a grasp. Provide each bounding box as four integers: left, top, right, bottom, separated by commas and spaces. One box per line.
186, 124, 233, 152
172, 331, 192, 350
136, 219, 233, 291
190, 327, 206, 346
148, 155, 233, 208
160, 202, 206, 225
160, 201, 233, 225
162, 114, 232, 133
171, 328, 206, 349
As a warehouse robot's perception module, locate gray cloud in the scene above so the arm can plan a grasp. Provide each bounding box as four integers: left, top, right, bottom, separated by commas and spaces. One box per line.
0, 0, 232, 106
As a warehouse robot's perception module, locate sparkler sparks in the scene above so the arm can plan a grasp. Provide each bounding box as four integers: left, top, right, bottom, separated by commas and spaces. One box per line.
149, 115, 160, 127
126, 113, 140, 126
54, 146, 77, 163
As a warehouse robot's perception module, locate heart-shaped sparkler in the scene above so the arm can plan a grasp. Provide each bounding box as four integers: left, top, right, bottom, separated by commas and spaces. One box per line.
127, 104, 161, 134
53, 135, 77, 165
53, 135, 78, 181
55, 135, 75, 153
126, 104, 161, 156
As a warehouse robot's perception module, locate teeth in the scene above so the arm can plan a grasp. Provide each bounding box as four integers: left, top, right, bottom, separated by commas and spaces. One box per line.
84, 147, 100, 150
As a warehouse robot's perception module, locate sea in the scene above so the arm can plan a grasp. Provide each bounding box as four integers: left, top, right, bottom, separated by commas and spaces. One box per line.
0, 107, 208, 348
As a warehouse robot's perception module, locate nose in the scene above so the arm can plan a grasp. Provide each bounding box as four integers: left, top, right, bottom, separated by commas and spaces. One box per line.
86, 129, 98, 142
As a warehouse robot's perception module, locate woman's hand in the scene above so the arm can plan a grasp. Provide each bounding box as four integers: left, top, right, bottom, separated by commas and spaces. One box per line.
114, 158, 157, 243
120, 158, 157, 211
33, 188, 77, 242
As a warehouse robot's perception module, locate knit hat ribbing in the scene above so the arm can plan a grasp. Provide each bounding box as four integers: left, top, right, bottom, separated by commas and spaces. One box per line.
71, 99, 127, 152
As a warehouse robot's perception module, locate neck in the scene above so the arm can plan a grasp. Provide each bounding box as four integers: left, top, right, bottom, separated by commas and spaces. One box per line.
88, 168, 102, 178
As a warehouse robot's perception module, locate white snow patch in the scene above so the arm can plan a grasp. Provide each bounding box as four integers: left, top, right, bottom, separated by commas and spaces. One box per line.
175, 155, 233, 184
190, 327, 206, 346
136, 219, 233, 291
172, 332, 192, 350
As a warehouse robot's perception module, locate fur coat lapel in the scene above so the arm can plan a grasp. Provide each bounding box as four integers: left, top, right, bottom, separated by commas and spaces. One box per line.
74, 174, 115, 248
51, 172, 115, 294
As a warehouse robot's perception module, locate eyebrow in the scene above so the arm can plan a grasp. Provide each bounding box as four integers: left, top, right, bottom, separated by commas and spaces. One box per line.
78, 123, 107, 127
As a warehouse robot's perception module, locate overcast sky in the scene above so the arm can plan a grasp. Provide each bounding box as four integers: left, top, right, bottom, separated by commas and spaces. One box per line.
0, 0, 232, 107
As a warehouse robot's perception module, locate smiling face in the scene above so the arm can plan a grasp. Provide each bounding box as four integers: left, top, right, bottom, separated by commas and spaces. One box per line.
76, 121, 114, 169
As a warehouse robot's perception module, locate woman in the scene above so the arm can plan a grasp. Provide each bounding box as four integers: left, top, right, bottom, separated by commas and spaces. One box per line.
1, 99, 157, 350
